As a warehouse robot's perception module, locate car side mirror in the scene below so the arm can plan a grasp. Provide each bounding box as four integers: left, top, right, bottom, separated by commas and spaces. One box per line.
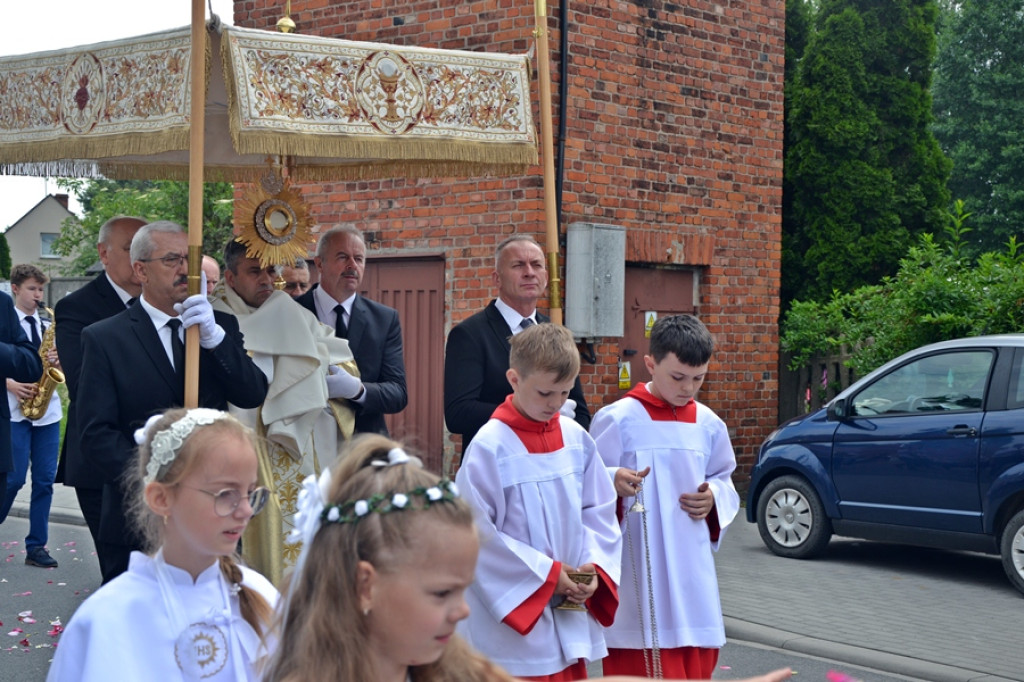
827, 398, 847, 421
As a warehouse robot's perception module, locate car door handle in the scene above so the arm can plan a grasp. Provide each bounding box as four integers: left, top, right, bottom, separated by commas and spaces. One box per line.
946, 425, 978, 437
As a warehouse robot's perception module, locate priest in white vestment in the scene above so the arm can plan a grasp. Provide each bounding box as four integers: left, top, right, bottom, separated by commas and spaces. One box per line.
211, 241, 358, 585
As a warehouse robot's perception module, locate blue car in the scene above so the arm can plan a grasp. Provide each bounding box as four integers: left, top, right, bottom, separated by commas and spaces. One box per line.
746, 335, 1024, 595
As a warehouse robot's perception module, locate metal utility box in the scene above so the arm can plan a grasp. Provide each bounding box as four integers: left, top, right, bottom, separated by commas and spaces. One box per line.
566, 222, 625, 338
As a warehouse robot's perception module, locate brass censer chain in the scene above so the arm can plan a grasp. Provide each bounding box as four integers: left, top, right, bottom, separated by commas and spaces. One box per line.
625, 486, 662, 679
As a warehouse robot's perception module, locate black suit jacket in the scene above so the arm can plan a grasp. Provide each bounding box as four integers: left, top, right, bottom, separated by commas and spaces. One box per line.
0, 292, 45, 474
77, 303, 269, 545
443, 300, 590, 451
54, 273, 132, 489
296, 286, 407, 435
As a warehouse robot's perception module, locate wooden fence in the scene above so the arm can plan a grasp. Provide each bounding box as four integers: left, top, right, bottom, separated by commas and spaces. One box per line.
778, 348, 856, 424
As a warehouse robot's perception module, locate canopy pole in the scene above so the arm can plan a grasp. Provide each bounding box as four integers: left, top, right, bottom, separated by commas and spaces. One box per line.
185, 0, 206, 407
533, 0, 562, 325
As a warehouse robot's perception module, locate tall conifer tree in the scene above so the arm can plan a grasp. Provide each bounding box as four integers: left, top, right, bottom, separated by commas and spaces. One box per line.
932, 0, 1024, 254
783, 0, 950, 306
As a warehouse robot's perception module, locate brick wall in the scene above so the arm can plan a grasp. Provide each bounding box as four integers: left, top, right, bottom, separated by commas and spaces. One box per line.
232, 0, 785, 486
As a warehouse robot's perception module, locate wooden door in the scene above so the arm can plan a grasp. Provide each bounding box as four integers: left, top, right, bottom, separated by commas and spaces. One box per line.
362, 257, 446, 472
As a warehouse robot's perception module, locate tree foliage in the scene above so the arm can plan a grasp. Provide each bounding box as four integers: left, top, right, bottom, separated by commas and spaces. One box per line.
53, 179, 235, 275
932, 0, 1024, 255
783, 0, 951, 307
781, 205, 1024, 376
0, 233, 11, 280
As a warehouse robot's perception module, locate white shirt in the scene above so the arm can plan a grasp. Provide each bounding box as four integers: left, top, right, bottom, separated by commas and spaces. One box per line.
139, 296, 182, 370
7, 309, 61, 425
105, 272, 136, 308
312, 285, 355, 331
494, 297, 536, 334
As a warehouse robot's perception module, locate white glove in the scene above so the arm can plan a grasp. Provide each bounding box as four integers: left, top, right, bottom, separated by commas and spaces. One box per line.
326, 364, 364, 400
174, 272, 225, 349
559, 398, 577, 418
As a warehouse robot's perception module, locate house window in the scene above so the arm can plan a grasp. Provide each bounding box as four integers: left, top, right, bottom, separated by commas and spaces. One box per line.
40, 233, 59, 259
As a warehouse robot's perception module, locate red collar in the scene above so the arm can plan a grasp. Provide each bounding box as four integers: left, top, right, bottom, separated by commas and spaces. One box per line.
492, 395, 565, 453
625, 383, 698, 423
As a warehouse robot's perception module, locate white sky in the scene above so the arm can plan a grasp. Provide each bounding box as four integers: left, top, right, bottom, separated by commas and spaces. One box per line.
0, 0, 237, 232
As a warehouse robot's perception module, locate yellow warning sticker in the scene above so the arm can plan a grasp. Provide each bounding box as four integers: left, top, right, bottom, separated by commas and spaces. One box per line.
618, 361, 631, 390
644, 311, 657, 338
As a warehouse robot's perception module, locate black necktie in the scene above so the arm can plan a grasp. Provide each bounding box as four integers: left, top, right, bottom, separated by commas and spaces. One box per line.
519, 317, 535, 331
26, 317, 40, 350
126, 297, 137, 308
167, 318, 184, 376
334, 304, 348, 339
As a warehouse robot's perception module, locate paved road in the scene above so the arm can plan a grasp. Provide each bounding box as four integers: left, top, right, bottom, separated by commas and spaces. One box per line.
717, 518, 1024, 682
5, 484, 1024, 681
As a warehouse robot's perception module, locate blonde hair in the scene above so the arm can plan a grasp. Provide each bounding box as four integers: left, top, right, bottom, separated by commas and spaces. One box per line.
509, 322, 580, 383
264, 434, 513, 682
126, 408, 273, 637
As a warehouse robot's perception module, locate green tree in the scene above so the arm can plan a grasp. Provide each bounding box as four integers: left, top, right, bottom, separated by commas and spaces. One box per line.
781, 0, 815, 305
0, 233, 11, 279
53, 179, 234, 275
783, 0, 951, 307
932, 0, 1024, 254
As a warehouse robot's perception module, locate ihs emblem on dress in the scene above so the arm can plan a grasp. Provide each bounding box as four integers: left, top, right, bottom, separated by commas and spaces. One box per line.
175, 622, 228, 678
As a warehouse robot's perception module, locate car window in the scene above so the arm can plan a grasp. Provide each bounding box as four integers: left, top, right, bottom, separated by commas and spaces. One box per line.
1009, 351, 1024, 410
851, 350, 992, 416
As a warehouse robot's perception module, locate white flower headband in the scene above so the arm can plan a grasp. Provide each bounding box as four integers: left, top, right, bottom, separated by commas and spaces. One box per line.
287, 448, 457, 549
136, 409, 233, 484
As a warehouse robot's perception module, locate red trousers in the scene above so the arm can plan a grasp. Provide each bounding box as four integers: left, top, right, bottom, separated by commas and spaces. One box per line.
602, 646, 719, 680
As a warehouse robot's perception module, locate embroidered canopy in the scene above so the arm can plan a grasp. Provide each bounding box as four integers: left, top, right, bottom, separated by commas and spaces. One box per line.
0, 23, 537, 181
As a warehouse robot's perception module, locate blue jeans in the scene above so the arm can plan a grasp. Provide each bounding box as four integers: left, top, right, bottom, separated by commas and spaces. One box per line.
0, 420, 60, 550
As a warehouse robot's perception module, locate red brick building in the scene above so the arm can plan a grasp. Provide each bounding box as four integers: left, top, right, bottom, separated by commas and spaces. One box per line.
231, 0, 785, 485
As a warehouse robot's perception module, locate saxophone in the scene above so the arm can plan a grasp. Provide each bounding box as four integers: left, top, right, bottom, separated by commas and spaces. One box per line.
20, 306, 65, 420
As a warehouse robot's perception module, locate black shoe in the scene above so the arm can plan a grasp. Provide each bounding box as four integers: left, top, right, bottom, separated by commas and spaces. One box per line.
25, 547, 58, 568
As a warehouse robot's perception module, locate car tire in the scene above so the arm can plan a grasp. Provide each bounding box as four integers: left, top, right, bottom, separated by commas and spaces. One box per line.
1000, 509, 1024, 597
756, 475, 832, 559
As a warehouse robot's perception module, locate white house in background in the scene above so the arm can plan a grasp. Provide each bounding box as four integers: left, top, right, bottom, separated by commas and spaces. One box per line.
3, 194, 76, 277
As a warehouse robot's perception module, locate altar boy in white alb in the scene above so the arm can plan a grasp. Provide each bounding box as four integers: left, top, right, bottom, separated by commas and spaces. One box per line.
590, 314, 740, 680
455, 323, 621, 681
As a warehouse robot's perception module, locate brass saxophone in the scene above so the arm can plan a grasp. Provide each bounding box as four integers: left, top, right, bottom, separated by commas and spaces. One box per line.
20, 306, 65, 420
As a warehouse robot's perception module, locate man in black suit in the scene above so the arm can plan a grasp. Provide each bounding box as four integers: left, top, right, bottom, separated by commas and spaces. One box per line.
295, 225, 407, 435
0, 292, 45, 516
55, 215, 147, 552
444, 234, 590, 452
77, 221, 269, 582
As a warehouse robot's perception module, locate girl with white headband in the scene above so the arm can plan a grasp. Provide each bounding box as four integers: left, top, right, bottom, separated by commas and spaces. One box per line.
48, 408, 278, 681
263, 433, 790, 682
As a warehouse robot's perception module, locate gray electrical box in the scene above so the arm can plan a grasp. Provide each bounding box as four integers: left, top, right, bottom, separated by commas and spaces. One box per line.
566, 222, 625, 338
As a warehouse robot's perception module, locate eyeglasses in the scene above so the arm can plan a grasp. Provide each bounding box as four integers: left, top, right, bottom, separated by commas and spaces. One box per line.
183, 486, 270, 517
139, 253, 189, 268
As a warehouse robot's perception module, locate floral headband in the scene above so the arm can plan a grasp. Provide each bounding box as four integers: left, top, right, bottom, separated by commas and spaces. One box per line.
288, 448, 459, 550
135, 409, 233, 484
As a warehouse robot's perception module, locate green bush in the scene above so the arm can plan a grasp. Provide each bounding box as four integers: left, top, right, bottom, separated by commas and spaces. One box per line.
782, 212, 1024, 375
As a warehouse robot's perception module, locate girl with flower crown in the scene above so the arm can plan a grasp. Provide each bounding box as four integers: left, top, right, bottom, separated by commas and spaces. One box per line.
263, 434, 790, 682
47, 408, 278, 682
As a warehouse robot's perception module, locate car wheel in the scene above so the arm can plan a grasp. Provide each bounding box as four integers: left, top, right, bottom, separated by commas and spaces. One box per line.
1000, 509, 1024, 597
756, 475, 832, 559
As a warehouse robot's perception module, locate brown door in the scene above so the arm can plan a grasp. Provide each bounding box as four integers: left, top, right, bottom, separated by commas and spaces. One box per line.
362, 257, 445, 472
619, 266, 697, 390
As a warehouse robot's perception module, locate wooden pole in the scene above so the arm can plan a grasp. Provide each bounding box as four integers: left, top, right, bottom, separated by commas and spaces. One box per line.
533, 0, 562, 325
185, 0, 206, 407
